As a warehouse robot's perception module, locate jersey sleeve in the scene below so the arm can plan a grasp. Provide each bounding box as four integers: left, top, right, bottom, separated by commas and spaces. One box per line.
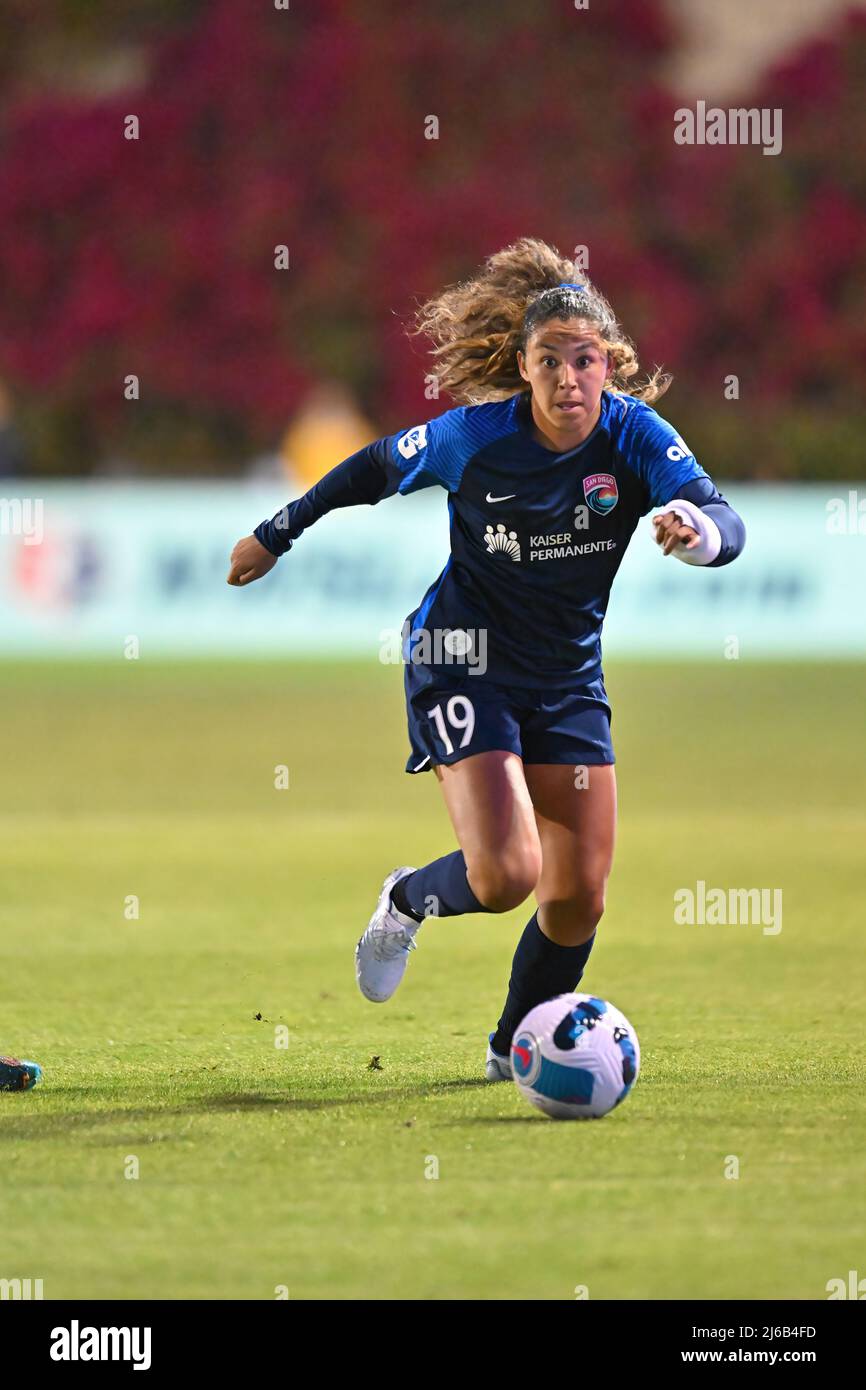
252, 406, 476, 556
253, 437, 398, 555
252, 400, 510, 556
387, 406, 475, 495
617, 399, 708, 511
664, 475, 746, 567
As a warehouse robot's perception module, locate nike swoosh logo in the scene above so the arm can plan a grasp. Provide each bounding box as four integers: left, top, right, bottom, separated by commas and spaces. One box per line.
486, 492, 517, 503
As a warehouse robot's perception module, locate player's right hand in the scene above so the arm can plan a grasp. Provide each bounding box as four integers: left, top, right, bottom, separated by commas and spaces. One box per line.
226, 534, 278, 586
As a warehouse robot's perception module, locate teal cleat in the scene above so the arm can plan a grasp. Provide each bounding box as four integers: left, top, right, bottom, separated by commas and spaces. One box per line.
0, 1056, 43, 1091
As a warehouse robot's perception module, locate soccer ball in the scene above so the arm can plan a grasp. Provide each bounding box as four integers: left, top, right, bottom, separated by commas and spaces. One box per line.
510, 993, 640, 1120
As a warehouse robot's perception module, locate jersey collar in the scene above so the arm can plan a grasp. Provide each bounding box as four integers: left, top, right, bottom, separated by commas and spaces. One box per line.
512, 390, 608, 461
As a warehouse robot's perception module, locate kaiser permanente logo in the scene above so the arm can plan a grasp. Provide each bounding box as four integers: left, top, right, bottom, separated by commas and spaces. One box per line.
484, 523, 521, 560
484, 521, 617, 564
50, 1321, 152, 1371
674, 100, 782, 156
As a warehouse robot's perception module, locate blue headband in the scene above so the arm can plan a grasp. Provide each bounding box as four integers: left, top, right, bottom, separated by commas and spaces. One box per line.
557, 281, 585, 291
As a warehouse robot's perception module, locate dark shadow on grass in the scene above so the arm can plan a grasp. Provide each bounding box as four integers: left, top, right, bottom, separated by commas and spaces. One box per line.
0, 1078, 494, 1141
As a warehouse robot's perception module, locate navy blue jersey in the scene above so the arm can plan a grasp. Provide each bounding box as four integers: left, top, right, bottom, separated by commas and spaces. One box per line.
255, 390, 745, 689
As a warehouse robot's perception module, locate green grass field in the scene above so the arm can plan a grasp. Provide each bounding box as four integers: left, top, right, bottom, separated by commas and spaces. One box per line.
1, 657, 864, 1300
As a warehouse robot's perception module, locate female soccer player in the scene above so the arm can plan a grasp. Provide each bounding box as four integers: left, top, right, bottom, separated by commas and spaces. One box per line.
227, 238, 745, 1080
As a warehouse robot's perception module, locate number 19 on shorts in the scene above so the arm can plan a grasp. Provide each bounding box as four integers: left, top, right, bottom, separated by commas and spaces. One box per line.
428, 697, 476, 756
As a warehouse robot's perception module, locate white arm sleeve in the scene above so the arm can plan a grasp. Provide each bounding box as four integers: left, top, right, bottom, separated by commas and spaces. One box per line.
652, 497, 722, 566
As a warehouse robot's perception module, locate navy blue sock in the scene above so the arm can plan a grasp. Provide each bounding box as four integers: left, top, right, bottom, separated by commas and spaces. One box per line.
391, 850, 491, 922
491, 915, 596, 1055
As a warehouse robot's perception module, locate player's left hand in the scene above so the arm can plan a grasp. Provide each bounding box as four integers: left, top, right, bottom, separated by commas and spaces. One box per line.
652, 510, 699, 556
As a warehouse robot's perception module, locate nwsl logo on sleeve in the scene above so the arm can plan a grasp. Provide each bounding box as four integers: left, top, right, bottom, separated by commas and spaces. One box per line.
583, 473, 618, 516
396, 424, 428, 460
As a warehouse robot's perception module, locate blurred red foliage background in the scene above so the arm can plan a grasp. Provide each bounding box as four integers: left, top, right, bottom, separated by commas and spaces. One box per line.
0, 0, 863, 476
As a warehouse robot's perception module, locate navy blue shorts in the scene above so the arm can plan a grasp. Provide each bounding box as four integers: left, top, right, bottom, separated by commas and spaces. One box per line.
404, 665, 614, 774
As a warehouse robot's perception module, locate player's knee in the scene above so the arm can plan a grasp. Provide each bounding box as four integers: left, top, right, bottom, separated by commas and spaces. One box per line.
543, 883, 606, 944
469, 848, 540, 913
583, 883, 607, 929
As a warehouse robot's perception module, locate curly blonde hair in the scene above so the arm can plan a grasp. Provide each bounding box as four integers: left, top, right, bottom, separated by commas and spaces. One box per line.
411, 236, 670, 405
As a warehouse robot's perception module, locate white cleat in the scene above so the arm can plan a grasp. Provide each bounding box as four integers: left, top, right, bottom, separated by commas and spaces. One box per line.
485, 1033, 513, 1082
355, 867, 420, 1003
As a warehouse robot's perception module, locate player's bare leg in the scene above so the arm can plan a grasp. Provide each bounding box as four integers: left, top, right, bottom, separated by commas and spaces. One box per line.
415, 751, 541, 1077
487, 762, 616, 1073
524, 762, 617, 946
355, 751, 541, 1007
432, 751, 543, 1075
434, 750, 542, 913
